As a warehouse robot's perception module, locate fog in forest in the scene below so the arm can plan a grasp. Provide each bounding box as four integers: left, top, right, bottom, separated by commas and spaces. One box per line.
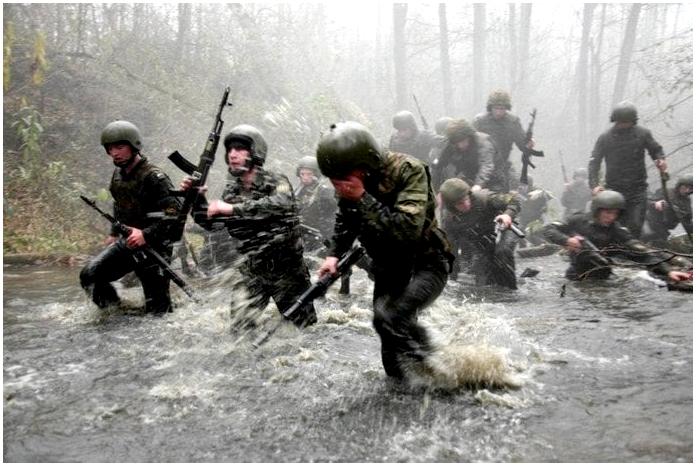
3, 2, 693, 253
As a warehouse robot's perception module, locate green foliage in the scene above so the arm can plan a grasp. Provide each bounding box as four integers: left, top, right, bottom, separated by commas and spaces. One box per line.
10, 104, 43, 180
31, 31, 48, 86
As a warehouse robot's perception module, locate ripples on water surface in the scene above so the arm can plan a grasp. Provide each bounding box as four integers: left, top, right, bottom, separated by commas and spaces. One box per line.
3, 254, 692, 462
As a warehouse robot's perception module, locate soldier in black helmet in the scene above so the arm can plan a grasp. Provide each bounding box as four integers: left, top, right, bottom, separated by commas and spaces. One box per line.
588, 101, 668, 237
388, 110, 441, 164
438, 178, 522, 289
544, 190, 691, 283
642, 173, 693, 249
180, 124, 317, 328
80, 120, 182, 314
473, 90, 536, 192
431, 118, 496, 190
561, 167, 592, 219
316, 121, 453, 381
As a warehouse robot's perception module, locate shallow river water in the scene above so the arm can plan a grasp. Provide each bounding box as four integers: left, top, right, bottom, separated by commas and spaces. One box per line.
3, 253, 692, 462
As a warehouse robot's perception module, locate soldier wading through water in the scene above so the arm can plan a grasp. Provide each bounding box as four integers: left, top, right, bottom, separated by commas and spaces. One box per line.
316, 121, 453, 381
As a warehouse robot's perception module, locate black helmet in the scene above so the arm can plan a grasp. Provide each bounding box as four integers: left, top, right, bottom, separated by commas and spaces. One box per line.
486, 90, 512, 111
439, 178, 471, 210
223, 124, 268, 167
296, 155, 320, 177
392, 111, 418, 131
434, 117, 453, 136
591, 190, 626, 213
101, 120, 143, 152
316, 121, 384, 179
610, 101, 638, 123
573, 167, 588, 180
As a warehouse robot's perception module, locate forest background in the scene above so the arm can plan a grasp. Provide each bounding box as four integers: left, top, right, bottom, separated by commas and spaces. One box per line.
3, 3, 692, 255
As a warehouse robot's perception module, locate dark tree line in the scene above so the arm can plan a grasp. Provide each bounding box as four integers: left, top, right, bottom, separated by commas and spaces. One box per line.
3, 3, 692, 253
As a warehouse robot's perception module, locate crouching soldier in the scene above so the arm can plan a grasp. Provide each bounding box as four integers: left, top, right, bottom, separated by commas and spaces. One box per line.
438, 178, 523, 289
181, 124, 317, 328
543, 190, 691, 284
80, 120, 182, 314
316, 121, 453, 380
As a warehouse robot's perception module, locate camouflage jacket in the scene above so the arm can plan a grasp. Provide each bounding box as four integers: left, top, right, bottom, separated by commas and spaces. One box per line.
519, 188, 553, 229
645, 187, 693, 233
543, 212, 678, 277
295, 179, 337, 240
329, 151, 451, 270
109, 156, 181, 248
192, 167, 303, 259
431, 132, 496, 189
441, 189, 522, 249
388, 129, 441, 164
588, 125, 664, 192
472, 112, 527, 166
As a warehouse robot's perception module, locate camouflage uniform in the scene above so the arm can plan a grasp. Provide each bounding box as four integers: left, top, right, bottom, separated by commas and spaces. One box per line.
328, 150, 453, 379
80, 156, 182, 313
544, 212, 688, 280
295, 178, 337, 252
192, 168, 317, 327
588, 125, 665, 237
431, 131, 496, 190
472, 112, 527, 192
388, 128, 442, 164
642, 185, 693, 248
518, 183, 554, 246
440, 188, 522, 289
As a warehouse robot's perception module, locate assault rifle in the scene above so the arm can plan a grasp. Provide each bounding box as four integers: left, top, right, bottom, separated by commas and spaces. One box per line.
579, 237, 612, 268
494, 218, 526, 246
412, 94, 429, 130
80, 195, 199, 301
252, 244, 366, 348
660, 171, 692, 243
519, 109, 545, 186
558, 150, 569, 184
168, 87, 231, 241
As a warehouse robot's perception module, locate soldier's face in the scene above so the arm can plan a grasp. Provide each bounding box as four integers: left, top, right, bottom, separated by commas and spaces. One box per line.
227, 147, 251, 174
299, 169, 316, 186
396, 128, 414, 140
106, 142, 135, 167
455, 139, 470, 152
597, 208, 620, 226
678, 185, 692, 196
492, 106, 507, 119
455, 196, 472, 213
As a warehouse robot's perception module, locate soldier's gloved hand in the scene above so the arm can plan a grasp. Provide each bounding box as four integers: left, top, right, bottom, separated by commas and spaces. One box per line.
654, 200, 666, 212
180, 176, 209, 193
592, 186, 604, 195
494, 214, 512, 229
318, 256, 339, 279
207, 199, 233, 218
526, 138, 536, 149
566, 235, 584, 254
126, 227, 146, 248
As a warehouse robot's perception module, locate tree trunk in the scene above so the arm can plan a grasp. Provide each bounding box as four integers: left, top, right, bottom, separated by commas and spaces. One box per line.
438, 3, 453, 116
177, 4, 192, 63
611, 4, 642, 105
508, 4, 518, 93
517, 4, 532, 103
577, 4, 595, 154
393, 3, 408, 110
472, 4, 485, 111
590, 4, 607, 138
